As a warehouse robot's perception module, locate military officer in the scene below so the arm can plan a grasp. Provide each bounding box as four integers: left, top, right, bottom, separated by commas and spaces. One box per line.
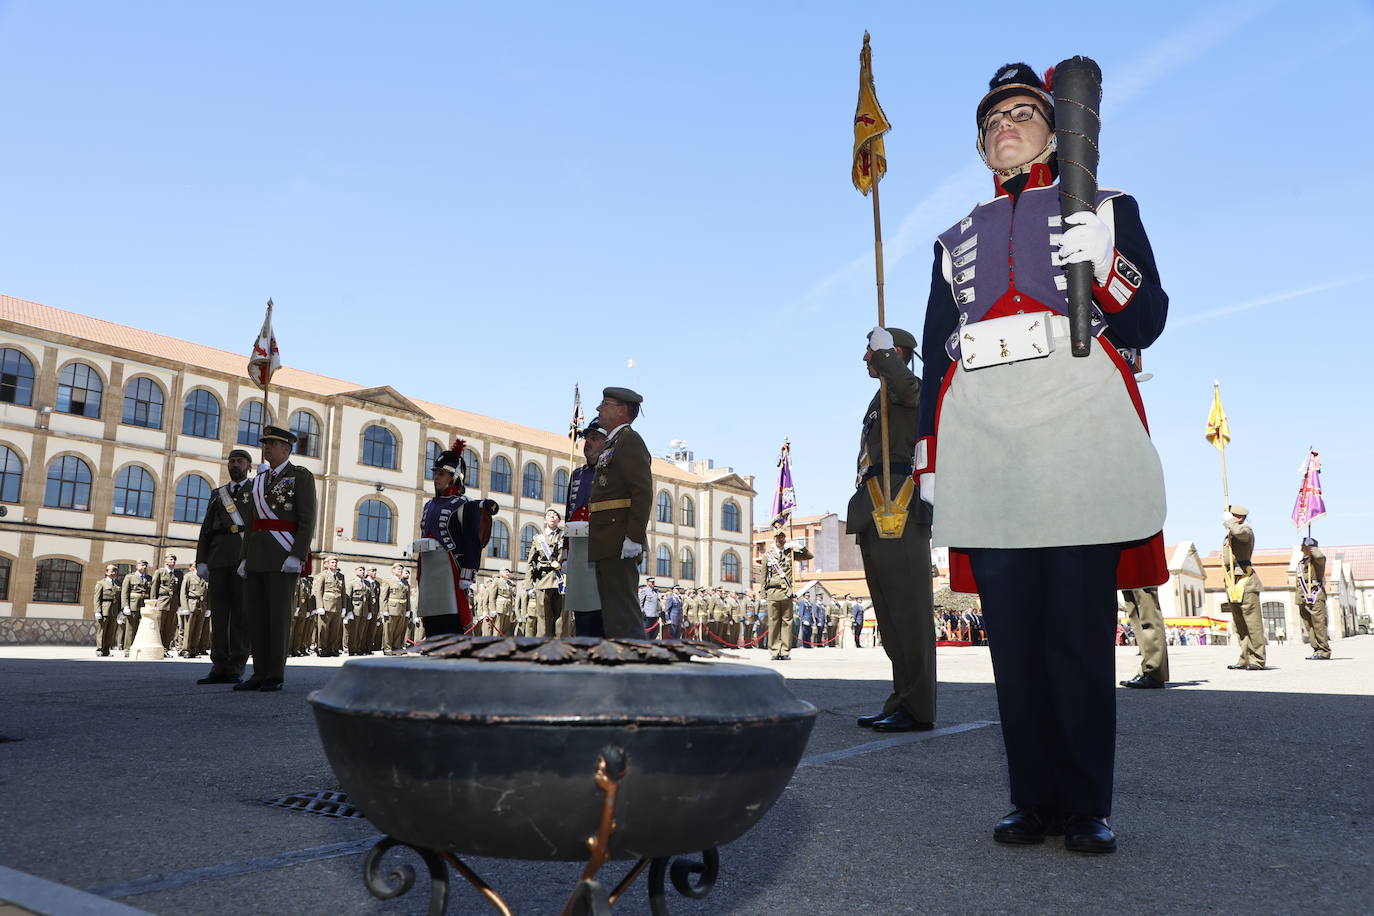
195, 448, 254, 683
849, 326, 937, 733
312, 557, 348, 657
179, 566, 210, 658
411, 439, 498, 636
291, 575, 314, 656
119, 560, 152, 655
638, 577, 662, 637
564, 422, 608, 637
346, 565, 372, 655
526, 508, 566, 637
234, 424, 317, 691
588, 387, 653, 638
1295, 536, 1330, 660
378, 562, 412, 653
759, 528, 813, 660
485, 568, 514, 636
1222, 506, 1266, 670
92, 564, 121, 656
148, 553, 183, 658
1119, 587, 1168, 688
663, 586, 684, 639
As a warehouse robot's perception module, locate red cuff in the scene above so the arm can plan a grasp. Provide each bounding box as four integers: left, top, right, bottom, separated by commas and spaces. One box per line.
914, 436, 935, 475
1092, 250, 1144, 313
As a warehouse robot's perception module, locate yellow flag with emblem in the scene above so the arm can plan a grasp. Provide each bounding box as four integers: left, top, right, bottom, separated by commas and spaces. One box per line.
852, 32, 891, 196
1205, 383, 1230, 451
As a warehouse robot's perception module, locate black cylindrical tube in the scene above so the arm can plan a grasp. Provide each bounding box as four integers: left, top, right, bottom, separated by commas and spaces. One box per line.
1052, 56, 1103, 357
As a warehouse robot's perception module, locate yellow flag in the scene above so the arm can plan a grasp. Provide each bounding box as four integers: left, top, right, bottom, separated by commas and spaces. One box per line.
852, 32, 891, 196
1205, 384, 1231, 451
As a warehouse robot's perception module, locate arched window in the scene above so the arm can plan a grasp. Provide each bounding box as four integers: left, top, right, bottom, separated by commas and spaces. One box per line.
424, 440, 442, 481
520, 524, 539, 561
44, 456, 92, 510
721, 500, 741, 532
112, 466, 155, 518
522, 462, 544, 500
553, 468, 570, 505
237, 401, 272, 445
121, 377, 164, 428
290, 410, 321, 458
680, 547, 696, 581
488, 519, 510, 559
656, 544, 672, 577
0, 348, 35, 406
0, 446, 23, 502
56, 363, 102, 417
356, 499, 394, 543
464, 451, 481, 490
490, 455, 512, 494
656, 491, 673, 524
721, 551, 741, 583
182, 389, 221, 439
362, 425, 398, 469
0, 556, 10, 600
33, 558, 83, 603
681, 495, 695, 527
173, 474, 213, 523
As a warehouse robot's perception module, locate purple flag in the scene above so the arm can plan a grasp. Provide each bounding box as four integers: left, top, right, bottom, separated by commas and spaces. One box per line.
771, 441, 796, 527
1291, 450, 1327, 529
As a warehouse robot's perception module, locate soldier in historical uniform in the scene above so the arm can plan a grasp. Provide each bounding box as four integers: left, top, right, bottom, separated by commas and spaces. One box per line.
119, 559, 152, 656
147, 553, 183, 658
412, 439, 498, 636
291, 575, 314, 656
178, 566, 210, 658
312, 557, 348, 657
234, 425, 317, 691
378, 562, 412, 654
759, 528, 813, 660
563, 422, 607, 637
526, 508, 566, 637
1295, 536, 1330, 661
588, 387, 653, 638
92, 564, 121, 656
195, 448, 254, 683
1119, 587, 1168, 688
1222, 506, 1266, 670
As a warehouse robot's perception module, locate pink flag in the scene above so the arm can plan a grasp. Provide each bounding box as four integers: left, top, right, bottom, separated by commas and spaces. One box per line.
247, 299, 280, 390
1291, 449, 1327, 529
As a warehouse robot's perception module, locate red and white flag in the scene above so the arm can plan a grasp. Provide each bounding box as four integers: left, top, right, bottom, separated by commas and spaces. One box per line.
247, 299, 280, 389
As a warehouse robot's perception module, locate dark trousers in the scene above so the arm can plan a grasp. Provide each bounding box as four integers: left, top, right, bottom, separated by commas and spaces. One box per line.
859, 524, 937, 723
208, 568, 248, 676
596, 558, 640, 638
421, 613, 462, 636
243, 571, 297, 683
574, 611, 606, 638
966, 544, 1121, 818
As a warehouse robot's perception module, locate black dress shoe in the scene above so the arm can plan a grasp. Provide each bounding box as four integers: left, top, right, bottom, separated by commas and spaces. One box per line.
1063, 815, 1116, 853
1119, 674, 1164, 689
871, 709, 934, 733
857, 711, 889, 728
993, 808, 1052, 845
197, 672, 242, 685
256, 680, 284, 692
1227, 664, 1246, 669
1245, 664, 1265, 670
232, 679, 264, 692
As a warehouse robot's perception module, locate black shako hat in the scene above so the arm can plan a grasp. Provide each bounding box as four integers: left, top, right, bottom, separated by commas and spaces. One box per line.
976, 62, 1054, 128
432, 438, 467, 479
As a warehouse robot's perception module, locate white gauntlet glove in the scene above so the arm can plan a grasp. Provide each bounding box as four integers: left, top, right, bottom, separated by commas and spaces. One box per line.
410, 538, 440, 554
281, 556, 303, 574
1056, 210, 1113, 284
620, 538, 644, 560
121, 607, 131, 617
867, 326, 894, 351
919, 473, 935, 507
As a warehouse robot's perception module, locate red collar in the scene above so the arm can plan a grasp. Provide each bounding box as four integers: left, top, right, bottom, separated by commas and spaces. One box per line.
993, 162, 1055, 197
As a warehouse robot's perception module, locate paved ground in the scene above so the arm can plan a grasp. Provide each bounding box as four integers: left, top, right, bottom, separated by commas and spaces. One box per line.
1, 636, 1371, 915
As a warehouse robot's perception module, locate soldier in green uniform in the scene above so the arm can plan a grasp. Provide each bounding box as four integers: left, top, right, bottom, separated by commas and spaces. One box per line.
291, 575, 314, 656
179, 566, 210, 658
195, 448, 255, 683
848, 327, 937, 731
588, 387, 653, 638
1221, 505, 1266, 670
149, 553, 183, 658
491, 568, 518, 637
312, 557, 347, 657
1119, 587, 1168, 688
366, 567, 385, 652
92, 564, 121, 656
234, 425, 317, 691
1295, 536, 1330, 660
119, 560, 152, 655
346, 565, 371, 655
759, 529, 813, 660
378, 563, 411, 654
525, 509, 565, 636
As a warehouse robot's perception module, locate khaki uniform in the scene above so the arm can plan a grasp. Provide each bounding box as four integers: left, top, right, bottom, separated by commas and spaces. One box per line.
291, 576, 315, 655
346, 577, 372, 655
525, 527, 565, 637
845, 346, 937, 723
722, 595, 741, 645
490, 577, 517, 636
759, 542, 813, 659
1122, 587, 1169, 683
179, 569, 211, 657
1222, 517, 1265, 668
588, 425, 653, 638
92, 574, 121, 655
119, 571, 152, 652
378, 575, 411, 652
1295, 548, 1330, 659
313, 570, 348, 656
149, 565, 183, 652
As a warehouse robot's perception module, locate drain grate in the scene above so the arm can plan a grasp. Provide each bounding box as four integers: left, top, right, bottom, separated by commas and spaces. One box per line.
266, 789, 365, 819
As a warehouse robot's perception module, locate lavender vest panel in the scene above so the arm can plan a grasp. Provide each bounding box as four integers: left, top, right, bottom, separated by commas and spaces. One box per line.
937, 186, 1124, 361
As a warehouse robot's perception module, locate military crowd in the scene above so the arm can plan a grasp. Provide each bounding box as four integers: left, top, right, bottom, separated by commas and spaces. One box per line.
93, 554, 212, 658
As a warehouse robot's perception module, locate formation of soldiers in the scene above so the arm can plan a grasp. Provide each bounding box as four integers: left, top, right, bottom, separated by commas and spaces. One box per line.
289, 560, 414, 657
93, 554, 214, 659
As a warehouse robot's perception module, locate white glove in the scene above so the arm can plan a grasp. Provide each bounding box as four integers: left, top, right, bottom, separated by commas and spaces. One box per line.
196, 563, 209, 579
410, 538, 440, 554
620, 538, 644, 559
867, 326, 894, 351
1057, 210, 1113, 284
204, 610, 211, 618
237, 560, 247, 579
121, 606, 131, 616
178, 608, 191, 617
1223, 510, 1235, 523
785, 540, 802, 552
459, 571, 475, 590
282, 556, 303, 574
919, 473, 935, 506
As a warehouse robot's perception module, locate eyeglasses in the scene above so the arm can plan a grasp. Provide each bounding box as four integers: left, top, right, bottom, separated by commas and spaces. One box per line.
982, 102, 1046, 135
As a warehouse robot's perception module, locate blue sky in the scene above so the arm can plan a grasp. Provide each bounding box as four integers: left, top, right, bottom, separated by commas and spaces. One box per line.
2, 0, 1371, 552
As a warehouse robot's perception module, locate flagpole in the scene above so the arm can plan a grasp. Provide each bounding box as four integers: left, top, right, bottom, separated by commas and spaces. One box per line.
262, 299, 274, 448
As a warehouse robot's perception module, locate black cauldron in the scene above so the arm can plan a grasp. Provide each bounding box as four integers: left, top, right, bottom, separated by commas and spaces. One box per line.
309, 648, 816, 863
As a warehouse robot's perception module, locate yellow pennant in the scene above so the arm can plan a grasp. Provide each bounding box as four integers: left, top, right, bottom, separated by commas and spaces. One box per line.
1205, 383, 1231, 451
852, 31, 891, 196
